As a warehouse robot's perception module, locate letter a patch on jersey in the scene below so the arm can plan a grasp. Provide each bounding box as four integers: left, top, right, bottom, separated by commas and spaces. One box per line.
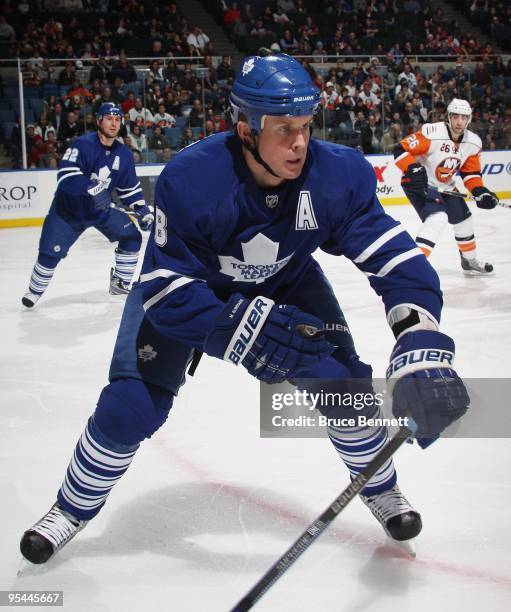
295, 190, 318, 231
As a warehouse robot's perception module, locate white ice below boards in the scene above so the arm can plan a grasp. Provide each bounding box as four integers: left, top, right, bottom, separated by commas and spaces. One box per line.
1, 203, 511, 611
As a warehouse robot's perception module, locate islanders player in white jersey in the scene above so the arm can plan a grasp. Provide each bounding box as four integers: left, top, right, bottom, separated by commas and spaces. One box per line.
394, 98, 499, 275
21, 103, 154, 308
20, 55, 469, 566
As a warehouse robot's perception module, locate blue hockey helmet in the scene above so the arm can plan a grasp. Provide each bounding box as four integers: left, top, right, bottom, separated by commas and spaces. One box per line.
97, 102, 123, 122
230, 54, 320, 133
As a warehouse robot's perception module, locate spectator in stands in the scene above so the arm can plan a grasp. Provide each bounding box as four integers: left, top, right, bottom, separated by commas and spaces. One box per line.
178, 126, 193, 148
187, 27, 210, 54
334, 94, 356, 140
149, 60, 165, 86
128, 124, 148, 153
57, 110, 82, 146
40, 141, 60, 169
121, 92, 136, 115
163, 90, 182, 117
23, 62, 41, 87
224, 2, 241, 36
111, 53, 138, 84
216, 55, 235, 82
312, 40, 327, 58
94, 85, 117, 112
28, 136, 47, 168
188, 99, 205, 128
47, 102, 65, 134
153, 103, 176, 128
82, 112, 96, 134
34, 115, 56, 141
158, 147, 172, 163
89, 56, 111, 84
358, 81, 381, 109
279, 28, 299, 53
148, 125, 170, 152
38, 58, 57, 84
398, 64, 417, 90
67, 78, 92, 102
128, 98, 154, 128
58, 62, 76, 86
0, 15, 15, 41
380, 122, 403, 153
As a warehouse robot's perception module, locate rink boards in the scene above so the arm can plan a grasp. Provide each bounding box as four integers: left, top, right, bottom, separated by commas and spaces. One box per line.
1, 150, 510, 228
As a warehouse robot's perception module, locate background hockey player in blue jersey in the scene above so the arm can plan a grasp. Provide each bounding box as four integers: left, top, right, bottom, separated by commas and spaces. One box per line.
21, 102, 154, 308
20, 55, 469, 565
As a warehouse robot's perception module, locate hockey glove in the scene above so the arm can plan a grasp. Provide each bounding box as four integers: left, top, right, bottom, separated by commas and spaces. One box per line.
86, 180, 111, 211
472, 186, 499, 210
401, 163, 428, 196
134, 204, 154, 231
204, 294, 335, 383
387, 330, 470, 448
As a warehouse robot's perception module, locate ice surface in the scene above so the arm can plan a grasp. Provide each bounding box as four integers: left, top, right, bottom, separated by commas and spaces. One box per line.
1, 204, 510, 611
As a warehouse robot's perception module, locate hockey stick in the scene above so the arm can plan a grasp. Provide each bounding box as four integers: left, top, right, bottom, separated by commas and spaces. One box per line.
109, 202, 142, 217
439, 190, 511, 209
229, 421, 415, 612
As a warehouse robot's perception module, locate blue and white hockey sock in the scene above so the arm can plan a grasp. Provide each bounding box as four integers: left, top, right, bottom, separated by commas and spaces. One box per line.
57, 417, 139, 521
27, 255, 58, 296
327, 419, 396, 496
113, 248, 139, 284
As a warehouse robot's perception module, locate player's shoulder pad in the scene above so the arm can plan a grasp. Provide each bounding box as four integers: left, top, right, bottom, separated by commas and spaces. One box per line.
164, 132, 235, 189
421, 122, 446, 139
157, 132, 236, 216
463, 129, 482, 149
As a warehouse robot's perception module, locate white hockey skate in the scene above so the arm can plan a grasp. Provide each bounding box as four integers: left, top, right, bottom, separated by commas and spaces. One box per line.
461, 255, 494, 276
20, 503, 87, 564
360, 484, 422, 545
109, 268, 130, 295
21, 292, 41, 308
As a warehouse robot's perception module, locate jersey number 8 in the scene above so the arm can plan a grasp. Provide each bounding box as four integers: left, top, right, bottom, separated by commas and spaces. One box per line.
155, 206, 167, 247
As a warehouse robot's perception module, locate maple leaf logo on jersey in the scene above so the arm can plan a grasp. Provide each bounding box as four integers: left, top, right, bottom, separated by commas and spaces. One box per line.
218, 233, 294, 284
91, 165, 112, 189
242, 58, 255, 76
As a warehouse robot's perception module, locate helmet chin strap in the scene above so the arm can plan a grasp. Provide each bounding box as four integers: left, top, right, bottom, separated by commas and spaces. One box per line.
241, 132, 281, 179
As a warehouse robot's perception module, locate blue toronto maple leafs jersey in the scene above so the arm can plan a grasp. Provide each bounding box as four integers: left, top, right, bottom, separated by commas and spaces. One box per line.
54, 131, 145, 223
139, 132, 442, 349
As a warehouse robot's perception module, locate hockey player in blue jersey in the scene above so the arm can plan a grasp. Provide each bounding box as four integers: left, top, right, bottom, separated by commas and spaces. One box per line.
21, 102, 154, 308
20, 55, 469, 565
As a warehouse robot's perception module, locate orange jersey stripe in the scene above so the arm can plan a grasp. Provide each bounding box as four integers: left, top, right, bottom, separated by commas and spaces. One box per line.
464, 176, 484, 191
460, 152, 482, 175
395, 152, 417, 173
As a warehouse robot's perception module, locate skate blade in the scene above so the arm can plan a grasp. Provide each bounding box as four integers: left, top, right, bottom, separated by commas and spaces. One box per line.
462, 269, 495, 277
393, 538, 417, 558
17, 556, 38, 576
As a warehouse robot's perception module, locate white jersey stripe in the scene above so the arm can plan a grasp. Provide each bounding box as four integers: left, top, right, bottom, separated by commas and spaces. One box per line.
143, 277, 196, 311
118, 189, 143, 199
116, 183, 141, 192
139, 268, 197, 283
56, 170, 83, 186
354, 224, 405, 264
368, 248, 423, 278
